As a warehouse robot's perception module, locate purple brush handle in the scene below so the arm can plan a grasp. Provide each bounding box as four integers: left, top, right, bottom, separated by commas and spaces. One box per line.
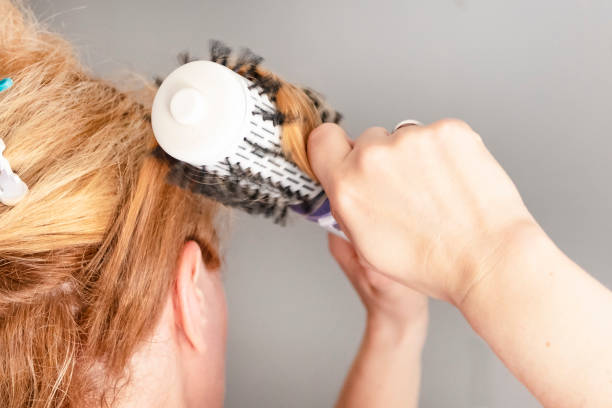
290, 196, 346, 239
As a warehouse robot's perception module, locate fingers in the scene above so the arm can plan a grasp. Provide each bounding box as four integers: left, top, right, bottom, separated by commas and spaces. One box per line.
353, 126, 389, 148
307, 123, 352, 189
328, 233, 362, 280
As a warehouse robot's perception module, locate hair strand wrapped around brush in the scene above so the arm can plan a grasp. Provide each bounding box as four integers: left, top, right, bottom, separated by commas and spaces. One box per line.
165, 40, 343, 181
153, 41, 343, 225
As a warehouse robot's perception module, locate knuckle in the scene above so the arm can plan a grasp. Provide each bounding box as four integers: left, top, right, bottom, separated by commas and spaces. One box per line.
431, 118, 471, 134
465, 130, 483, 145
355, 144, 389, 171
363, 126, 388, 136
354, 126, 389, 148
429, 118, 482, 145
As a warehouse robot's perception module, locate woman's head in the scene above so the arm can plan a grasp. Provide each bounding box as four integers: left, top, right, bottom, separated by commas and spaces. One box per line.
0, 1, 226, 406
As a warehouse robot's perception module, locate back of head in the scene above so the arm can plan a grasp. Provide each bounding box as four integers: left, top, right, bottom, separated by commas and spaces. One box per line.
0, 1, 222, 406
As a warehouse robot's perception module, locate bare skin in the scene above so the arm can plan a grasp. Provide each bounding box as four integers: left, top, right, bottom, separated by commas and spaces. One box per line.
308, 120, 612, 408
116, 241, 227, 408
330, 233, 428, 408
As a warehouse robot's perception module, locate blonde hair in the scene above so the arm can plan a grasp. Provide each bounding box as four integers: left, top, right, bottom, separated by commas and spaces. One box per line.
228, 48, 341, 181
272, 79, 321, 179
0, 2, 222, 407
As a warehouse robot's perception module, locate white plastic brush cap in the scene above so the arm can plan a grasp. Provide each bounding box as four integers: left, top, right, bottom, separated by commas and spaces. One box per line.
169, 87, 206, 125
151, 60, 249, 166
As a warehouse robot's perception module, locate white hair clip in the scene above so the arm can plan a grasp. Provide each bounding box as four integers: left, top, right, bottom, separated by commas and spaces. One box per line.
0, 78, 28, 206
0, 139, 28, 206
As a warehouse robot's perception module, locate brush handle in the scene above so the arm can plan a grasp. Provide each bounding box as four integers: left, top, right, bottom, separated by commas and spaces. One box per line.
290, 196, 346, 239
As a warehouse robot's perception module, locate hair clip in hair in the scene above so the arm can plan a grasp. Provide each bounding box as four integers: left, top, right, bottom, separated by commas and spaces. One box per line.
0, 78, 28, 206
0, 78, 13, 93
0, 139, 28, 206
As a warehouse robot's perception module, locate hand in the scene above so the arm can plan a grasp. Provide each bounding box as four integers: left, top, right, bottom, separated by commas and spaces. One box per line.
315, 121, 612, 408
328, 233, 428, 342
330, 233, 428, 408
308, 120, 540, 303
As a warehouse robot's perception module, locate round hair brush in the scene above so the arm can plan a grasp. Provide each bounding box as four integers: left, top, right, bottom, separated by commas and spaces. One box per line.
151, 41, 344, 236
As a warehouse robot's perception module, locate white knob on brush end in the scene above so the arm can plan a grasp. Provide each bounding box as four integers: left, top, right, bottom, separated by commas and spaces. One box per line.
151, 60, 250, 166
170, 88, 206, 125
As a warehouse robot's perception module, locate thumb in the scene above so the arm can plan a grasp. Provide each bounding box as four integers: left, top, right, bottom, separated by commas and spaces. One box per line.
307, 123, 352, 190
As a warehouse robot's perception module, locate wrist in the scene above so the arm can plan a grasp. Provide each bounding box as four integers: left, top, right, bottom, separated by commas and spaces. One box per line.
365, 306, 429, 352
455, 219, 552, 310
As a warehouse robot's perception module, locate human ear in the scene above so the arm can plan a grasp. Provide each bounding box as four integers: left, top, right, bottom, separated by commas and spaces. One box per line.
174, 240, 207, 352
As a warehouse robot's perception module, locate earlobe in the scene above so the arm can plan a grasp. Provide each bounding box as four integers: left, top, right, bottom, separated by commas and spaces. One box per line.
174, 241, 207, 352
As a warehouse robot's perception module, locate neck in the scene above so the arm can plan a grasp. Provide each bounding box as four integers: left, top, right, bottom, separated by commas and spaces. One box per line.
115, 300, 185, 408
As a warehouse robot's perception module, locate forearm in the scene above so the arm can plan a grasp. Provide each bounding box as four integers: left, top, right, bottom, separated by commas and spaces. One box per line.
460, 224, 612, 408
336, 314, 427, 408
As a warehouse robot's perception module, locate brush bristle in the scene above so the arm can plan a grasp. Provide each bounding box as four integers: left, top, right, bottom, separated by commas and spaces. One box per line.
152, 40, 342, 224
210, 40, 232, 66
302, 87, 343, 124
153, 147, 314, 224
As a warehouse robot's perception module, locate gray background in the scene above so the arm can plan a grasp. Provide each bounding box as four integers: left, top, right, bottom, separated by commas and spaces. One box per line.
30, 1, 612, 407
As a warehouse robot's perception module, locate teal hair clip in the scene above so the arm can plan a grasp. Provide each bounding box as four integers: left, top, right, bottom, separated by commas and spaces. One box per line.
0, 78, 14, 93
0, 77, 28, 205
